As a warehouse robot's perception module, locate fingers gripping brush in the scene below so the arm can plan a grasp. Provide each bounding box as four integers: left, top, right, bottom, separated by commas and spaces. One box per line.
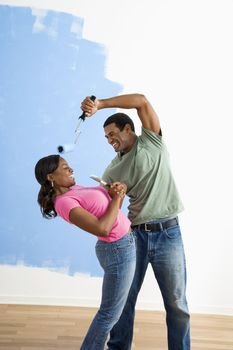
57, 95, 96, 153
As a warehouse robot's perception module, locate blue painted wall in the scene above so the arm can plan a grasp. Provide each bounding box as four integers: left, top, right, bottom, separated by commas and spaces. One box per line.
0, 6, 123, 276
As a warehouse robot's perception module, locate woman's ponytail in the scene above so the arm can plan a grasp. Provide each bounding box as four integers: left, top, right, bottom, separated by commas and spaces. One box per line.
34, 155, 60, 219
38, 181, 57, 218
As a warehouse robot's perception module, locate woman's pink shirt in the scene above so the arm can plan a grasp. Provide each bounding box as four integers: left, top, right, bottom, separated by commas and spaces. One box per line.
54, 185, 131, 242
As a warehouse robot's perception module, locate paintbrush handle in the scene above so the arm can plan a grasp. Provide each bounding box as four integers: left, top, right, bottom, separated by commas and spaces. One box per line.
78, 95, 96, 121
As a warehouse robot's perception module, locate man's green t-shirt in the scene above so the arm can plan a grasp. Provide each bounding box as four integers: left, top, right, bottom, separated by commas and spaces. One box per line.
102, 127, 184, 226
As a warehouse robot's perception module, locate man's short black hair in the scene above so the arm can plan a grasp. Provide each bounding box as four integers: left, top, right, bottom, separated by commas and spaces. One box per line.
103, 113, 135, 132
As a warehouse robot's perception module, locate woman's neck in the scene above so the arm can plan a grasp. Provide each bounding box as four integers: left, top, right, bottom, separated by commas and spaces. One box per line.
55, 186, 71, 195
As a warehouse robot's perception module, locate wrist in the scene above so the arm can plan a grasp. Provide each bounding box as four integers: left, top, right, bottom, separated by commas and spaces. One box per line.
112, 196, 122, 205
97, 99, 105, 111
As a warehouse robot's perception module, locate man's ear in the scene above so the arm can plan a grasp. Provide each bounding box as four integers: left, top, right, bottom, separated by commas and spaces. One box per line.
124, 123, 132, 133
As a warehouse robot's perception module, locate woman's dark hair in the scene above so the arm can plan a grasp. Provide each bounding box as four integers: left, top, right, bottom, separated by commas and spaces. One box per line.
103, 112, 135, 132
34, 154, 60, 219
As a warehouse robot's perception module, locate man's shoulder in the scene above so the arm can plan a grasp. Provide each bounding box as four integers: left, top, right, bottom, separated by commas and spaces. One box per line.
102, 155, 120, 176
139, 126, 163, 149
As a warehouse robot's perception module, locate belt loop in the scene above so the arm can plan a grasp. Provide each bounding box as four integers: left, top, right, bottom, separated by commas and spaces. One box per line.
159, 222, 163, 231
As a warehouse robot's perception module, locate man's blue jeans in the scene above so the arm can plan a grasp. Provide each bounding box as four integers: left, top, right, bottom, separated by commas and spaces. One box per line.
80, 232, 136, 350
107, 217, 190, 350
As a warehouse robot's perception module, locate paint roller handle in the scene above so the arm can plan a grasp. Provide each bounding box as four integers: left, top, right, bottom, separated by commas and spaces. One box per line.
78, 95, 96, 121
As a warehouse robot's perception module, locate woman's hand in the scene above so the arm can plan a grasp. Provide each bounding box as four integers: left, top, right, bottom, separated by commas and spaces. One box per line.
81, 96, 99, 117
108, 182, 127, 200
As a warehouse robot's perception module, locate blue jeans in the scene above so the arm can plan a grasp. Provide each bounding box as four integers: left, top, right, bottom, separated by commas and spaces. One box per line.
80, 232, 136, 350
107, 217, 190, 350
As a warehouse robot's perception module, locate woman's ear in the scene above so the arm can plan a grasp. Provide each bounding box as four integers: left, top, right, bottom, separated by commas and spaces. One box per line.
47, 174, 53, 182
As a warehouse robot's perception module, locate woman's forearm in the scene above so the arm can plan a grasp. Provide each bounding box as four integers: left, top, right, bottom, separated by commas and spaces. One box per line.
69, 196, 123, 237
97, 197, 122, 236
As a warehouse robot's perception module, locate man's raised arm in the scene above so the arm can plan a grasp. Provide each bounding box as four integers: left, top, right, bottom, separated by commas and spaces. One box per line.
81, 93, 161, 134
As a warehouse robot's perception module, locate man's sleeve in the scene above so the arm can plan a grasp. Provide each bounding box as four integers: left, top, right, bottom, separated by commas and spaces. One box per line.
101, 165, 113, 184
139, 127, 163, 149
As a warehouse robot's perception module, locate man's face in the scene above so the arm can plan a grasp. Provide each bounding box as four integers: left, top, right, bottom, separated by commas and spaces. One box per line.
104, 123, 132, 153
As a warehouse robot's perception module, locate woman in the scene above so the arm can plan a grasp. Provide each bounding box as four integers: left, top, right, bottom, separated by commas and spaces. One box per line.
34, 154, 136, 350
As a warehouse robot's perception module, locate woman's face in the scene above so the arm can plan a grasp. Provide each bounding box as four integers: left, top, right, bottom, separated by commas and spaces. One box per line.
48, 157, 75, 194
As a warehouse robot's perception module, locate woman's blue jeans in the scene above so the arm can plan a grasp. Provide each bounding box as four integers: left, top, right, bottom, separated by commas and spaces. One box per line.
107, 218, 190, 350
80, 232, 136, 350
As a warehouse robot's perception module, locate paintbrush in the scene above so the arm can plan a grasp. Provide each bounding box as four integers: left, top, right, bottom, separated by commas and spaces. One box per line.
90, 175, 110, 187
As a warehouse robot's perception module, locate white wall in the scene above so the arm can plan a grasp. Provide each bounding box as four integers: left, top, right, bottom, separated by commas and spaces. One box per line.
0, 0, 233, 315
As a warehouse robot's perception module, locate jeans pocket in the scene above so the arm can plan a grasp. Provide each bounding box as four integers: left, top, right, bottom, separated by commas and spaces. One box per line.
115, 233, 135, 250
164, 225, 181, 239
113, 234, 136, 265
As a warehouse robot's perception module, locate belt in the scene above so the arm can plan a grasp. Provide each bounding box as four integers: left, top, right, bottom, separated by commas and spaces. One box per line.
132, 217, 178, 232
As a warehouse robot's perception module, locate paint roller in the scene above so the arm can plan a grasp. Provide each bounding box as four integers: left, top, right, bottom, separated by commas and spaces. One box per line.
57, 95, 96, 153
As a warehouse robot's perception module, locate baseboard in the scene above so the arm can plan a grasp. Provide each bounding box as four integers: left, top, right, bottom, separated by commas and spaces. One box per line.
1, 295, 233, 316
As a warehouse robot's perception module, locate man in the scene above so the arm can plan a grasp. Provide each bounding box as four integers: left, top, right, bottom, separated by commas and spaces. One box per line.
81, 93, 190, 349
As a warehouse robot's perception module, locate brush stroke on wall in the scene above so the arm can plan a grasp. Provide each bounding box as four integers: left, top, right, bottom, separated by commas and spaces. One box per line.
0, 5, 122, 276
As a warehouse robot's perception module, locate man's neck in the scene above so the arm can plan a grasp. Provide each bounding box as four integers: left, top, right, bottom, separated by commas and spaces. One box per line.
120, 134, 138, 156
